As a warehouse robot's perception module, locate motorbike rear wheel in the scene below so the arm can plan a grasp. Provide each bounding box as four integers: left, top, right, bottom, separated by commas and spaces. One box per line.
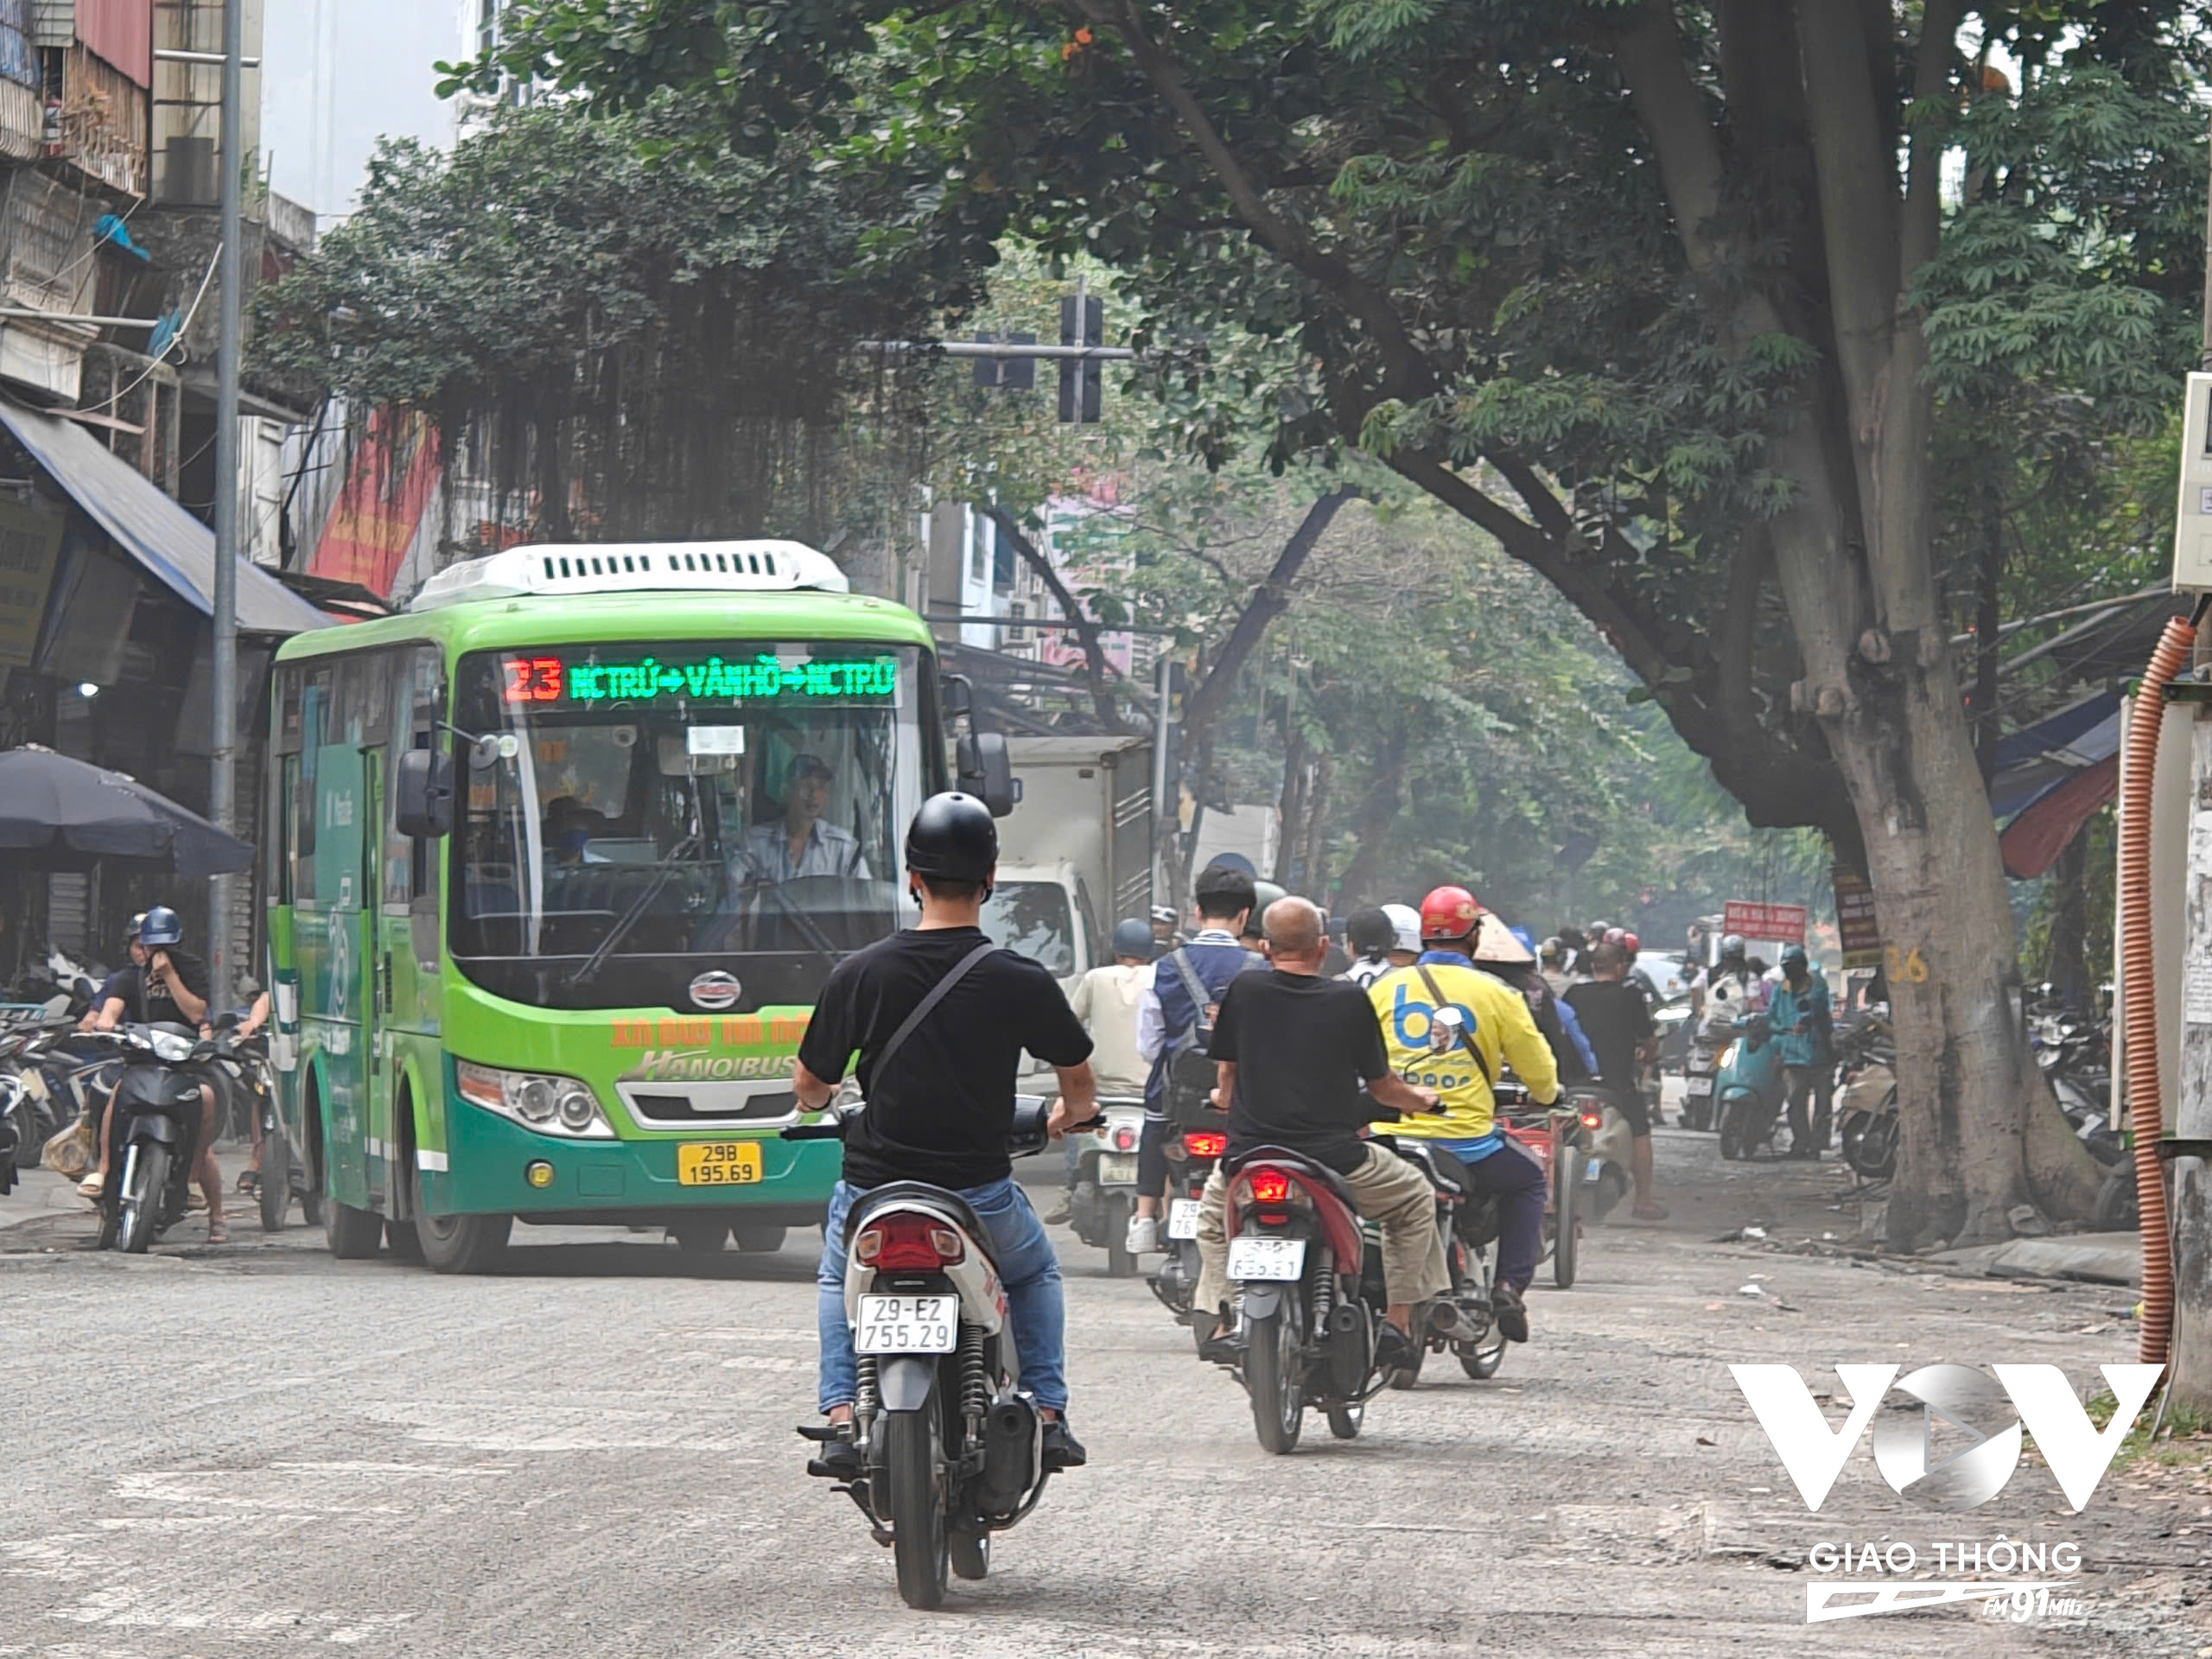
1552, 1145, 1581, 1289
949, 1527, 990, 1581
1243, 1299, 1306, 1455
258, 1131, 289, 1232
1103, 1193, 1137, 1279
884, 1406, 950, 1610
117, 1143, 168, 1255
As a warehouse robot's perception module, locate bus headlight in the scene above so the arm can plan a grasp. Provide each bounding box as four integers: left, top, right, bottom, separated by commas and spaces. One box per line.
456, 1061, 615, 1139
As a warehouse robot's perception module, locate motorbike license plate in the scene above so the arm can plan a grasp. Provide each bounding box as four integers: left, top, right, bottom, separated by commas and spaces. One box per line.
1166, 1198, 1202, 1240
1227, 1236, 1306, 1281
855, 1294, 958, 1354
1686, 1075, 1713, 1096
1584, 1157, 1605, 1183
676, 1141, 763, 1185
1096, 1153, 1138, 1185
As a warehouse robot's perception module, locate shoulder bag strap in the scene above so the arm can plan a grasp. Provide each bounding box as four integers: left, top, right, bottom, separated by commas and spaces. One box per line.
870, 940, 1000, 1080
1166, 945, 1211, 1012
1414, 963, 1492, 1085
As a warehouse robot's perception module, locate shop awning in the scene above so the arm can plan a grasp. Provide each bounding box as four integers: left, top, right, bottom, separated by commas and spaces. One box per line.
0, 400, 329, 635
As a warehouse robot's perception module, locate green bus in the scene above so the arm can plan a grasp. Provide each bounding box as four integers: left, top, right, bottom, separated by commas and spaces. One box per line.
261, 541, 993, 1271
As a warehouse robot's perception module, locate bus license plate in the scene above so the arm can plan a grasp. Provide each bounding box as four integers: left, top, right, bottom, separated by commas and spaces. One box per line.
855, 1294, 957, 1354
1227, 1236, 1306, 1281
1686, 1076, 1713, 1096
1167, 1198, 1202, 1239
677, 1141, 764, 1185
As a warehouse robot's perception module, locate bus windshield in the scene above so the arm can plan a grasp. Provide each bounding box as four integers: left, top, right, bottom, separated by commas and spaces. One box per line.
448, 640, 925, 1010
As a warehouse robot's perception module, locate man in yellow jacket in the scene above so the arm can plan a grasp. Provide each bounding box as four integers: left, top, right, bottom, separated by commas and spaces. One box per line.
1368, 886, 1559, 1342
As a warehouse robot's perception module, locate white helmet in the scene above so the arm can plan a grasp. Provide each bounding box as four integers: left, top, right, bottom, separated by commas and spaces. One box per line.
1381, 903, 1422, 955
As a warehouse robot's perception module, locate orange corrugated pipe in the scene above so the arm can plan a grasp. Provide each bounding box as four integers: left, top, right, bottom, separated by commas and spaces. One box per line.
2119, 613, 2192, 1368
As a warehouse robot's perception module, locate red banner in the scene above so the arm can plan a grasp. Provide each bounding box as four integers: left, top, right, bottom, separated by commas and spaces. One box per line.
307, 411, 440, 599
1723, 900, 1808, 944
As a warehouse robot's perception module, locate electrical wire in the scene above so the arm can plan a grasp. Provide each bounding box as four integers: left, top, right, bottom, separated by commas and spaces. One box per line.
88, 240, 219, 416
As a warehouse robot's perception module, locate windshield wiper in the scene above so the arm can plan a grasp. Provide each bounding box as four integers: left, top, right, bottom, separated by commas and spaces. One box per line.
563, 833, 702, 988
747, 875, 848, 969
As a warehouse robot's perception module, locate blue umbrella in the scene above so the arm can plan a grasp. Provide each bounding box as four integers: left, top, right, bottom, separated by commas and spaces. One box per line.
0, 746, 253, 876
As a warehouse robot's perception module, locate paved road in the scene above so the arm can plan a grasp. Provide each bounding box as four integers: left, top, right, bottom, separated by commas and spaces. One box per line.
2, 1130, 2205, 1656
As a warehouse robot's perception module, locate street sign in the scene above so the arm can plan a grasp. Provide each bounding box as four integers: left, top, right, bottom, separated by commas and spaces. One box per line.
1832, 866, 1882, 969
1724, 900, 1808, 944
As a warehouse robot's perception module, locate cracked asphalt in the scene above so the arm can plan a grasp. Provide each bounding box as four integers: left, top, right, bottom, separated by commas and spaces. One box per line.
3, 1123, 2208, 1656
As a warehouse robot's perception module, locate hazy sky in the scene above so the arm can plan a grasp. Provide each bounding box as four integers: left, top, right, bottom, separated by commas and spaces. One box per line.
264, 0, 461, 220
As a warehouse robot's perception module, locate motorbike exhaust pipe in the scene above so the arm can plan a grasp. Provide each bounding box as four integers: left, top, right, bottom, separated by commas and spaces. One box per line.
977, 1397, 1037, 1516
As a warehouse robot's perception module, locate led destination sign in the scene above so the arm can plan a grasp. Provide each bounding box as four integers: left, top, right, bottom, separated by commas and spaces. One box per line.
503, 651, 899, 709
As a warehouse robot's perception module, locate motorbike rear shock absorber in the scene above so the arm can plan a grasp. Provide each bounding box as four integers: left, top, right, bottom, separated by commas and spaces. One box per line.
957, 1322, 989, 1440
855, 1356, 880, 1453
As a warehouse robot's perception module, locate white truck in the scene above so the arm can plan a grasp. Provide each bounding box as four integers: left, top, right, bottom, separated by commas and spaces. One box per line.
982, 734, 1154, 990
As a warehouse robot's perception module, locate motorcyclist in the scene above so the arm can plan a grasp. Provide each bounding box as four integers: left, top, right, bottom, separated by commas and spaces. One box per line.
1128, 863, 1264, 1255
1381, 903, 1421, 969
73, 906, 227, 1243
1191, 895, 1449, 1373
1701, 932, 1767, 1029
791, 792, 1099, 1476
1538, 935, 1573, 999
1044, 917, 1155, 1224
1367, 887, 1560, 1343
1339, 906, 1397, 988
1770, 944, 1835, 1158
1566, 941, 1667, 1220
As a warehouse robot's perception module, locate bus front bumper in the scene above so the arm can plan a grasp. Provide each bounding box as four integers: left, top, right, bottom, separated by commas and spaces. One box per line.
428, 1097, 840, 1224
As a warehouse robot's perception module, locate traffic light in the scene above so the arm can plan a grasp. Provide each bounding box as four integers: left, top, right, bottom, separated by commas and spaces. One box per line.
1058, 296, 1103, 423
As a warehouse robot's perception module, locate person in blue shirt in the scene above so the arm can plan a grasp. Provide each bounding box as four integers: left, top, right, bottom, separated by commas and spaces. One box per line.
1769, 944, 1834, 1158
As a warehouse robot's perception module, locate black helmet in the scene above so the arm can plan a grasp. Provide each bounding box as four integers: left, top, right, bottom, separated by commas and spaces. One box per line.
1111, 918, 1154, 958
904, 791, 997, 882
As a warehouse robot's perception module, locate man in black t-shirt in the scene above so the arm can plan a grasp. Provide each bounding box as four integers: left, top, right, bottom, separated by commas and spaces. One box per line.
1564, 941, 1667, 1222
75, 907, 227, 1241
1190, 896, 1449, 1372
792, 792, 1097, 1474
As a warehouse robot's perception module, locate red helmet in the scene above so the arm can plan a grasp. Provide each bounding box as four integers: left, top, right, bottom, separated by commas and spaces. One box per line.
1620, 931, 1640, 955
1419, 885, 1484, 944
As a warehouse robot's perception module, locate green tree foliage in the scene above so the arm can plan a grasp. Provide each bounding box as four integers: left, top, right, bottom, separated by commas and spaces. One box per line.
253, 98, 977, 554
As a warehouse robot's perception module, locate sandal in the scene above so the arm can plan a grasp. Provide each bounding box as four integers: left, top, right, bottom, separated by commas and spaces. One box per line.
236, 1167, 261, 1197
76, 1171, 105, 1199
207, 1219, 230, 1244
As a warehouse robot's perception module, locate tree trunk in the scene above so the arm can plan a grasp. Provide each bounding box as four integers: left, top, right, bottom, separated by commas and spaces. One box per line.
1331, 731, 1408, 906
2042, 826, 2089, 1007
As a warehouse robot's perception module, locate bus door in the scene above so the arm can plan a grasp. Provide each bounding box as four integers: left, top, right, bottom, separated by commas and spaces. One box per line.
378, 646, 446, 1217
302, 656, 373, 1211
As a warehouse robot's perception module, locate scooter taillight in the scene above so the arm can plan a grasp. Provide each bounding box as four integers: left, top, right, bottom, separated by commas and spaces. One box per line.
1247, 1167, 1293, 1205
1579, 1109, 1604, 1130
853, 1213, 965, 1270
1183, 1130, 1227, 1159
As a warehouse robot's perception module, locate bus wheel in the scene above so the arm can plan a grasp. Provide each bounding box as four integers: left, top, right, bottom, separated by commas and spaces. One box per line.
326, 1198, 383, 1260
669, 1219, 728, 1255
731, 1224, 787, 1253
413, 1164, 510, 1274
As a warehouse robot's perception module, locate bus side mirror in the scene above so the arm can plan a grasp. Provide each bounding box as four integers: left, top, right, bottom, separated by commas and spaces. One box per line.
941, 674, 974, 727
394, 747, 456, 839
956, 730, 1018, 817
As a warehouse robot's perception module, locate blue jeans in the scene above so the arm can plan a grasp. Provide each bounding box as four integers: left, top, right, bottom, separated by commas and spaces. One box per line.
817, 1177, 1070, 1414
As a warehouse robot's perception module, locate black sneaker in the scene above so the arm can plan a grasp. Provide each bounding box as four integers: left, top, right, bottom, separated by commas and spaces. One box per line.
1491, 1281, 1530, 1344
802, 1424, 861, 1480
1373, 1321, 1421, 1375
1041, 1416, 1088, 1471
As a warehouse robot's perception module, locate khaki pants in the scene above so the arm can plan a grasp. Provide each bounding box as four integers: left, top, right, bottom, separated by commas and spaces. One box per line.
1193, 1143, 1450, 1319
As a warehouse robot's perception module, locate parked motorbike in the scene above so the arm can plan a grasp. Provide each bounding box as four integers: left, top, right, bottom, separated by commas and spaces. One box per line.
1067, 1096, 1145, 1276
1834, 1016, 1898, 1180
88, 1024, 214, 1254
782, 1098, 1096, 1611
1714, 1014, 1788, 1161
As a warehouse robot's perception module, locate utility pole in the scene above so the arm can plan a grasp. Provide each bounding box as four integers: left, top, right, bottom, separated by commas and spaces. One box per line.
206, 0, 245, 1007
